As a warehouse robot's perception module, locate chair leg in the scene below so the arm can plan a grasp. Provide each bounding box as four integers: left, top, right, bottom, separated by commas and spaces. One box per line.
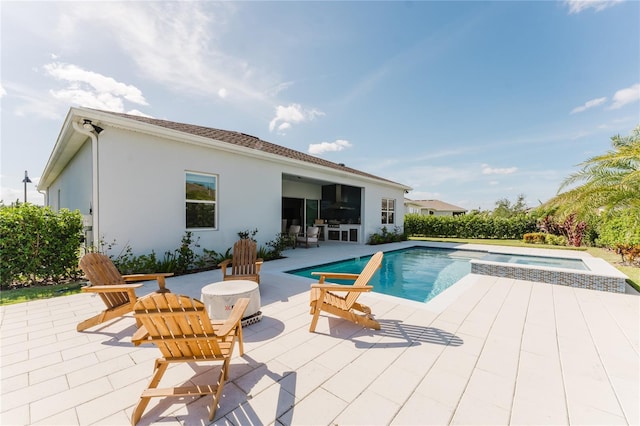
131, 360, 169, 426
309, 302, 322, 332
209, 359, 229, 421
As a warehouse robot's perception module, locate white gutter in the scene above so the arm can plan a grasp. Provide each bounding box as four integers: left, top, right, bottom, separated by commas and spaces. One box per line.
71, 120, 100, 247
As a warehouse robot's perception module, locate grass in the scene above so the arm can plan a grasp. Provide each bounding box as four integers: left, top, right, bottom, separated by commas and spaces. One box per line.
0, 282, 84, 306
411, 237, 639, 292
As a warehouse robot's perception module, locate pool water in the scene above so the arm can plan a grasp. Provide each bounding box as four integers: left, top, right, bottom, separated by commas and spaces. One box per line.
480, 253, 589, 271
288, 247, 486, 303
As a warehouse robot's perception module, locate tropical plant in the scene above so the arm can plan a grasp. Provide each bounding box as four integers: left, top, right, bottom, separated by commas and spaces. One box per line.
545, 125, 640, 217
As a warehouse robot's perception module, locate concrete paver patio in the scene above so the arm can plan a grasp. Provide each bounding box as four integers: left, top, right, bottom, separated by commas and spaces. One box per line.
1, 241, 638, 425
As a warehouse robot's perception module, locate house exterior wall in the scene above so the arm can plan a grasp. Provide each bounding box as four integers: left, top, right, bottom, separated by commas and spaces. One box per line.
364, 185, 405, 240
426, 209, 455, 217
47, 140, 93, 214
95, 127, 285, 256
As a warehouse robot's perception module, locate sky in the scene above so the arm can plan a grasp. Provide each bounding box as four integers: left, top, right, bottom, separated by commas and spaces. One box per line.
1, 0, 639, 211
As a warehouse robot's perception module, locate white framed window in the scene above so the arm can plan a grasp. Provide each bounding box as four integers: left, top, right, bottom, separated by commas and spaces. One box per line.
381, 198, 395, 225
185, 172, 217, 229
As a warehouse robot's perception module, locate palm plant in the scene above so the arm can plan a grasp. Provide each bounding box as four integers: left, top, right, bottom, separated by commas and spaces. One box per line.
545, 125, 640, 217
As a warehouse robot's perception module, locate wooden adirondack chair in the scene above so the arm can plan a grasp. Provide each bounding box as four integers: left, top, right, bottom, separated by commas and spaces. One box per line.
77, 253, 173, 332
130, 293, 249, 425
309, 251, 384, 332
218, 239, 263, 283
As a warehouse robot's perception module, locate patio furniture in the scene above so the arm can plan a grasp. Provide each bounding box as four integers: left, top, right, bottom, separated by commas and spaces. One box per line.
218, 239, 263, 283
308, 251, 384, 332
76, 253, 173, 332
296, 226, 320, 248
288, 225, 301, 248
130, 293, 249, 425
201, 279, 262, 326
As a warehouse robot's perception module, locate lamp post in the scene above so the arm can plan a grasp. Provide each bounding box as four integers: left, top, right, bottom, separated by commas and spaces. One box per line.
22, 170, 32, 203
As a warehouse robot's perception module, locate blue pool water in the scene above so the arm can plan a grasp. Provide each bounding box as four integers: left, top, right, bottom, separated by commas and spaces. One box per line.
288, 247, 486, 303
481, 253, 589, 270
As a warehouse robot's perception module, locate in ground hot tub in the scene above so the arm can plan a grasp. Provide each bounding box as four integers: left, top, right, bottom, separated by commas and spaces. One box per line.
470, 251, 628, 293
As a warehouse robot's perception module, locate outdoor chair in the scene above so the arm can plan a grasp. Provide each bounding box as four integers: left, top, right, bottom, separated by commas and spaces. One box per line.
288, 225, 301, 248
309, 251, 383, 332
296, 226, 320, 248
130, 293, 249, 425
218, 239, 263, 283
76, 253, 173, 332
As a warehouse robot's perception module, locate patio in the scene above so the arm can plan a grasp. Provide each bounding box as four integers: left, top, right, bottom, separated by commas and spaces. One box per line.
1, 241, 638, 425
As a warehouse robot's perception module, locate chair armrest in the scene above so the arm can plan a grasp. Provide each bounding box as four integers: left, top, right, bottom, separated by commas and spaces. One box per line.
131, 325, 150, 346
311, 272, 360, 281
310, 283, 373, 292
216, 298, 250, 336
81, 284, 143, 293
123, 273, 173, 292
122, 273, 173, 282
256, 259, 264, 265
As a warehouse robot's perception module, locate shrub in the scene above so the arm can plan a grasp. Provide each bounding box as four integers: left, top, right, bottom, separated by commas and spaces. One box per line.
523, 233, 546, 244
596, 209, 640, 248
404, 213, 537, 239
546, 234, 567, 246
0, 203, 83, 287
368, 226, 407, 245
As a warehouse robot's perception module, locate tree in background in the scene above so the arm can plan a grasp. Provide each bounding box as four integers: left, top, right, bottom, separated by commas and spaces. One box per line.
492, 194, 528, 218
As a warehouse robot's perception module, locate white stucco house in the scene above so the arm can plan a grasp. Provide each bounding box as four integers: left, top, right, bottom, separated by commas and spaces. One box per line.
38, 107, 411, 256
404, 199, 467, 217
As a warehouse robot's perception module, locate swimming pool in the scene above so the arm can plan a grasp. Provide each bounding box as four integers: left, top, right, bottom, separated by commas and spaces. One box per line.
288, 247, 486, 303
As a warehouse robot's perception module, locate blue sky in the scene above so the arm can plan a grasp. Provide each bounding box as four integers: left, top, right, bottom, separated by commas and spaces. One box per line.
1, 0, 639, 210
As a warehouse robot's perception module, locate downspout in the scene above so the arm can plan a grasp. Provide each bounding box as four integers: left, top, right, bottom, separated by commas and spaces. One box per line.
72, 120, 100, 248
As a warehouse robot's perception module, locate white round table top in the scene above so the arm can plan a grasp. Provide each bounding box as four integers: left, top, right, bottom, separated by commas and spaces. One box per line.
201, 280, 258, 296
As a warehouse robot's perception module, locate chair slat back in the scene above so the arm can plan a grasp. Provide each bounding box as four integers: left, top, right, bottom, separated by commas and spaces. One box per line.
231, 239, 258, 276
134, 293, 223, 359
79, 253, 129, 308
345, 251, 383, 309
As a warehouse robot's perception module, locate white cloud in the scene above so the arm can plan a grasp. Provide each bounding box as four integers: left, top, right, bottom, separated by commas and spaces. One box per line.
481, 164, 518, 175
308, 139, 353, 155
218, 88, 228, 99
269, 103, 324, 133
56, 2, 277, 105
609, 83, 640, 109
570, 96, 607, 114
0, 84, 6, 98
44, 62, 148, 106
565, 0, 624, 14
126, 109, 153, 118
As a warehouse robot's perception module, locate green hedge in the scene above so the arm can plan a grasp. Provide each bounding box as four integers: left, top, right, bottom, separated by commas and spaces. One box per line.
404, 213, 538, 239
0, 203, 84, 286
596, 209, 640, 248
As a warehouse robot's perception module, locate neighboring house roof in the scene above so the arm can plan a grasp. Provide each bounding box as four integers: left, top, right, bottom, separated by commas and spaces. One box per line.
405, 199, 467, 212
40, 107, 411, 191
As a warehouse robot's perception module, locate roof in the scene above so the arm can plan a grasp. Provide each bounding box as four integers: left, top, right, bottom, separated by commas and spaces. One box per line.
40, 107, 409, 190
405, 199, 467, 212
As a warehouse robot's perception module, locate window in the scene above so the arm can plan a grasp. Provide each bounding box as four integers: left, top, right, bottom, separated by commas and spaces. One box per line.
185, 172, 217, 228
381, 198, 395, 225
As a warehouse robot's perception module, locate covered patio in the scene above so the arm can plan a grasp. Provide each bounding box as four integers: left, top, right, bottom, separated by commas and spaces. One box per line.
1, 241, 638, 425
